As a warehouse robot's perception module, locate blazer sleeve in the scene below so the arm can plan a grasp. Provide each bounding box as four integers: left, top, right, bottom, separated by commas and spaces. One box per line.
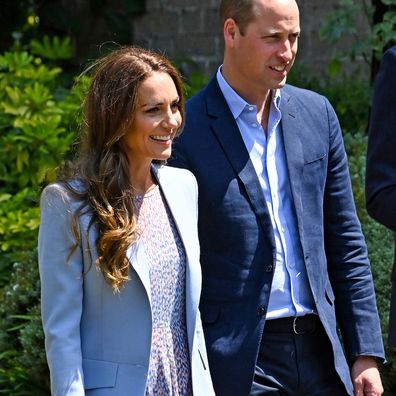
323, 98, 384, 361
38, 184, 85, 395
366, 46, 396, 231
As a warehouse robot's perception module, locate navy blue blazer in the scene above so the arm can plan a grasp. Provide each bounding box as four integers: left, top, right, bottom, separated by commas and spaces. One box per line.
366, 45, 396, 347
169, 77, 384, 396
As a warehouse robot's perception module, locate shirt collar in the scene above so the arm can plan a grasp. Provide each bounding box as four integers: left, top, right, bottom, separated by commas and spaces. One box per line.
216, 65, 281, 119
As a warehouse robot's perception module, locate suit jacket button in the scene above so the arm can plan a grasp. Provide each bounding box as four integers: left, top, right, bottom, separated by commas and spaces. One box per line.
265, 265, 273, 272
257, 306, 266, 316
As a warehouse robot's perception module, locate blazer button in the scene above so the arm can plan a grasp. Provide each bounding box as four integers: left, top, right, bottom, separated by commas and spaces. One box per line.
265, 265, 273, 272
257, 306, 266, 316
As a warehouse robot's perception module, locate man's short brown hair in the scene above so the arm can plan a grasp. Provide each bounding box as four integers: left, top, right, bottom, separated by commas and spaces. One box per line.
219, 0, 256, 35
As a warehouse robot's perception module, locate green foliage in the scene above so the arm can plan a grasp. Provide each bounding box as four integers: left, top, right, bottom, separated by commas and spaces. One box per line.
320, 0, 396, 75
0, 36, 86, 393
0, 189, 39, 284
372, 5, 396, 58
0, 49, 78, 190
185, 72, 210, 99
0, 36, 85, 284
319, 0, 363, 44
0, 250, 49, 395
30, 36, 74, 60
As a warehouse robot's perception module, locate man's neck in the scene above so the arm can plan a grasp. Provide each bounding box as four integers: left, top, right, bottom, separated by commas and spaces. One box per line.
221, 63, 272, 131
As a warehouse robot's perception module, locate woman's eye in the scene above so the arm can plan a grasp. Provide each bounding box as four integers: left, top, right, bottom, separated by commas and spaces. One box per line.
171, 102, 180, 110
146, 107, 159, 113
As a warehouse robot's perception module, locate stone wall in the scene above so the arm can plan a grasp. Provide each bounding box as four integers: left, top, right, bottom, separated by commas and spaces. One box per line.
133, 0, 370, 78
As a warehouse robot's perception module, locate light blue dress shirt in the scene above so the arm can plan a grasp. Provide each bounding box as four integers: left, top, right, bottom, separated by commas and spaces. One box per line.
216, 68, 315, 319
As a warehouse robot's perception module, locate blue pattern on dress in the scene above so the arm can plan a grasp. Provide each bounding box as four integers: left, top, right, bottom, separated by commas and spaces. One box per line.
133, 185, 192, 396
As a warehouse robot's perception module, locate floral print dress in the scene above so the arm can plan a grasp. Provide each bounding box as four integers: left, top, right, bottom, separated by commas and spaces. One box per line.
133, 185, 192, 396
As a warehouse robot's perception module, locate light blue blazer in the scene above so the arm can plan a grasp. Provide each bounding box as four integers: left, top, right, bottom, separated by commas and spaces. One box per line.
38, 164, 215, 396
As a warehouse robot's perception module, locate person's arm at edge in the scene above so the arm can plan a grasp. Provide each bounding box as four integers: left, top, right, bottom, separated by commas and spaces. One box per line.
38, 184, 85, 395
366, 47, 396, 231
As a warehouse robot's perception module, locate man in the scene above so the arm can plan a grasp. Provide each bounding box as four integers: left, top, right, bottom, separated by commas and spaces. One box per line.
366, 45, 396, 349
169, 0, 385, 395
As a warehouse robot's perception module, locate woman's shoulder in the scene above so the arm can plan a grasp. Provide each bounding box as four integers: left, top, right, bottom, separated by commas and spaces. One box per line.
155, 163, 196, 183
41, 179, 87, 207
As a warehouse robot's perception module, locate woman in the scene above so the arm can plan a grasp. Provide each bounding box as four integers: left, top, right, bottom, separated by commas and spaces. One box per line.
38, 46, 215, 396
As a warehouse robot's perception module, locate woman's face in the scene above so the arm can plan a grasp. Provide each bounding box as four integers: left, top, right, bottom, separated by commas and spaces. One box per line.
123, 71, 182, 168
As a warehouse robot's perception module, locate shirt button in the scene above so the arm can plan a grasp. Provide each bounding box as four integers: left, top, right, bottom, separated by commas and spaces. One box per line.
265, 265, 273, 272
251, 122, 257, 127
257, 306, 266, 316
248, 106, 254, 111
263, 284, 270, 292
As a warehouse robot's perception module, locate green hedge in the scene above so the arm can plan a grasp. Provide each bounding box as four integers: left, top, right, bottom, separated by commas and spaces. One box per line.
0, 38, 86, 395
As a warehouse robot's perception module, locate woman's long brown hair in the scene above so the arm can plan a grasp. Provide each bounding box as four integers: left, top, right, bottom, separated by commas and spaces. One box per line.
62, 46, 185, 292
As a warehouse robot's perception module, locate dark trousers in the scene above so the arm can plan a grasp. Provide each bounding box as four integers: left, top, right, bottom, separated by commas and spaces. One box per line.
250, 316, 348, 396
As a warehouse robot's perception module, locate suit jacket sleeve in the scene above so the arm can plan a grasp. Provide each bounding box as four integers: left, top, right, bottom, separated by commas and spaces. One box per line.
366, 46, 396, 231
38, 184, 85, 395
323, 97, 384, 361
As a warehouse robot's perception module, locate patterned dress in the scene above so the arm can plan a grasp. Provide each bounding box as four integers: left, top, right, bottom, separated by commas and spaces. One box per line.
133, 185, 193, 396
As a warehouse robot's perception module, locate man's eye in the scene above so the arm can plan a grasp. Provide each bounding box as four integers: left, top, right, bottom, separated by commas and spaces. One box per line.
262, 35, 278, 42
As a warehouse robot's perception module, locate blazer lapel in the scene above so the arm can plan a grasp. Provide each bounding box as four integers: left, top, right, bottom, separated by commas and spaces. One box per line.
280, 89, 305, 238
205, 78, 275, 241
152, 164, 200, 351
127, 243, 151, 303
151, 164, 198, 264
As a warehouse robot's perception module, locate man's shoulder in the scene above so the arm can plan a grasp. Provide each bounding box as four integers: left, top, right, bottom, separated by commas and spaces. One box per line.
282, 84, 331, 113
283, 84, 325, 101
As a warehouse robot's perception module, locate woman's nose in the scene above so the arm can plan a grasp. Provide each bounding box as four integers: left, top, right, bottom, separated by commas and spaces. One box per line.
162, 111, 180, 129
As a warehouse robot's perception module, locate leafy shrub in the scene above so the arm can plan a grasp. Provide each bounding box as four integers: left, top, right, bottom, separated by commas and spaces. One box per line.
0, 36, 86, 394
0, 249, 49, 395
0, 37, 87, 281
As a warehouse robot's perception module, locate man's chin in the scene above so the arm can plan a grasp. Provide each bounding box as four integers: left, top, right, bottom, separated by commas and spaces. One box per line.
273, 77, 288, 89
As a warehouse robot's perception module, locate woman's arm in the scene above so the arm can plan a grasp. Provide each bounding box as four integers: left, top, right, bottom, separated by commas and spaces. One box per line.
38, 184, 85, 395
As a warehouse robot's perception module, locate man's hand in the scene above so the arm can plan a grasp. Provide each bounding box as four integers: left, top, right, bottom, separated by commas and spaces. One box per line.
351, 356, 383, 396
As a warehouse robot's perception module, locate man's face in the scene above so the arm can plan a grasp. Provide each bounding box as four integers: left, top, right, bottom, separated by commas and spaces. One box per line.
228, 0, 300, 94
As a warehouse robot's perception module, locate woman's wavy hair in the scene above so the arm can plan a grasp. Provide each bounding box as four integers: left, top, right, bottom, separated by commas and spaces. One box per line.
62, 46, 185, 292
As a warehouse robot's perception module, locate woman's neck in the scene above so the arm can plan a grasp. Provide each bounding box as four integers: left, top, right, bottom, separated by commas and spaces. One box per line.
128, 161, 157, 196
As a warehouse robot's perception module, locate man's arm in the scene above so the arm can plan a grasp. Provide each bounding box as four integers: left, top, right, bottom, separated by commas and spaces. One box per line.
320, 96, 384, 394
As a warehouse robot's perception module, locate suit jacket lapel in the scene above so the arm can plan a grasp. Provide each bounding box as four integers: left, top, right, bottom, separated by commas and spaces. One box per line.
205, 77, 275, 241
280, 89, 305, 240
